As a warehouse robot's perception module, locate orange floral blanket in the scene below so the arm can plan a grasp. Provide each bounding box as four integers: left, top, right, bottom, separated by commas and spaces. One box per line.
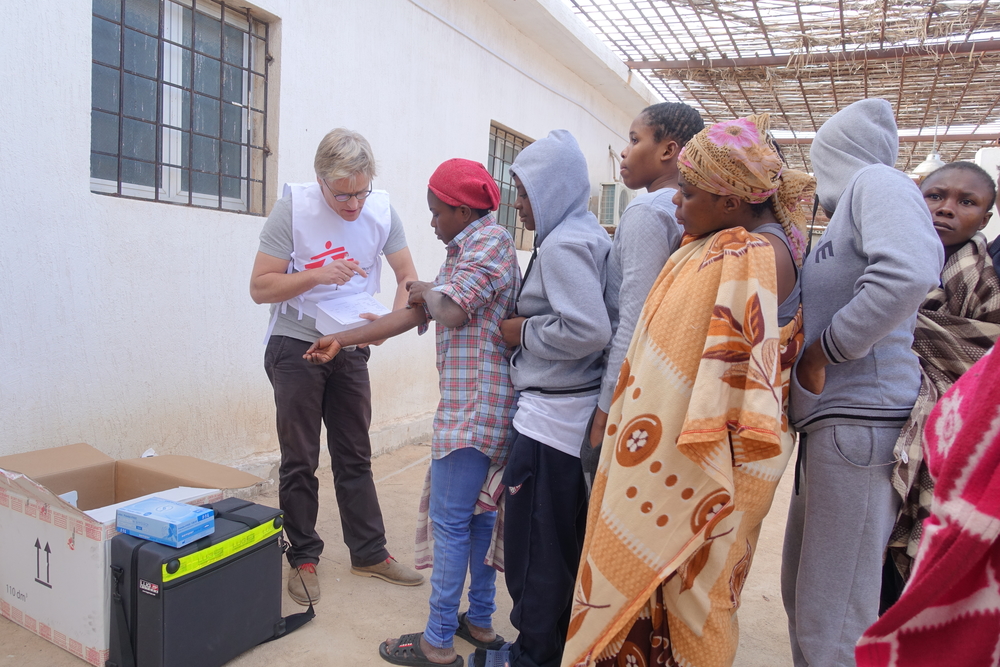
562, 228, 802, 667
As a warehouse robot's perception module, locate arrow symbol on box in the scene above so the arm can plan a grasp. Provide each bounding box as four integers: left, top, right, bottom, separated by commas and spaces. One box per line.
34, 538, 52, 588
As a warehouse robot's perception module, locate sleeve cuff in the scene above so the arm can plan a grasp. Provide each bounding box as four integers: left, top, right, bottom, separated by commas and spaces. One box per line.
434, 283, 473, 317
519, 317, 531, 351
820, 326, 848, 364
416, 303, 432, 336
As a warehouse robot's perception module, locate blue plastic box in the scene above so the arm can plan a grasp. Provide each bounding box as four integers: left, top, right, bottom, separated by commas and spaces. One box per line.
116, 497, 215, 548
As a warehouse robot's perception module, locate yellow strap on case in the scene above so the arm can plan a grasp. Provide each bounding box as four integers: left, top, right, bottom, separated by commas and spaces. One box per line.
162, 521, 282, 582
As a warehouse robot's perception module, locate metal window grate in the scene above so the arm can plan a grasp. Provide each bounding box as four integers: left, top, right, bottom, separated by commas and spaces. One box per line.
599, 183, 617, 227
487, 123, 533, 251
91, 0, 269, 214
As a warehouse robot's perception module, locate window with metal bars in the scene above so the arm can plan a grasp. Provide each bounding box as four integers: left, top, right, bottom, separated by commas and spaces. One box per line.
91, 0, 270, 214
487, 123, 533, 251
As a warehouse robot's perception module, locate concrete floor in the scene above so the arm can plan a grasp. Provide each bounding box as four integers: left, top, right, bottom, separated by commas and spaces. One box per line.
0, 443, 794, 667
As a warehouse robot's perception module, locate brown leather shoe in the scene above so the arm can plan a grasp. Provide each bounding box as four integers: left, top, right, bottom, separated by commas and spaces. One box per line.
288, 562, 320, 605
351, 556, 424, 586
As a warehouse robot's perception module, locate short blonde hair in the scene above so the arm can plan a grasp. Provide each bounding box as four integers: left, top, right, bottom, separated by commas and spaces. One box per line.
314, 128, 377, 182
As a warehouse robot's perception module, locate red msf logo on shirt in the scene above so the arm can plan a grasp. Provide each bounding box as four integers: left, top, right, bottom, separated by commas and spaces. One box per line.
304, 241, 355, 269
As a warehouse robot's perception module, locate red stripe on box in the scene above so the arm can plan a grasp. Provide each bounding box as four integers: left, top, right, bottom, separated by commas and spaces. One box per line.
6, 598, 96, 664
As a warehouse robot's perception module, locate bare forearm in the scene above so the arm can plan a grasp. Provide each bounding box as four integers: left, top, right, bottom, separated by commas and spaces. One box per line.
425, 291, 468, 328
334, 307, 426, 347
250, 271, 317, 304
386, 247, 419, 311
392, 277, 413, 311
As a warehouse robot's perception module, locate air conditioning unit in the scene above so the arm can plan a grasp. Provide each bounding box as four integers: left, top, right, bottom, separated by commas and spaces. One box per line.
598, 181, 635, 229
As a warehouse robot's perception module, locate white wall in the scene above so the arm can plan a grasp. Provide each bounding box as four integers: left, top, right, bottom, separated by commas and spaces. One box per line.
976, 146, 1000, 243
0, 0, 651, 464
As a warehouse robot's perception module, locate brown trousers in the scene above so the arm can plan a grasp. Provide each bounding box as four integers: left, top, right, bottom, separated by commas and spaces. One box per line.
264, 335, 389, 568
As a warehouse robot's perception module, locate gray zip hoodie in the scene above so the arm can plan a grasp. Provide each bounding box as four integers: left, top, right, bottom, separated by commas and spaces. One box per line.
508, 130, 612, 393
789, 98, 943, 432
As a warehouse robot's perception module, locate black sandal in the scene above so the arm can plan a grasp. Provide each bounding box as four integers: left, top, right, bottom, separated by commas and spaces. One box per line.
456, 612, 507, 650
379, 632, 463, 666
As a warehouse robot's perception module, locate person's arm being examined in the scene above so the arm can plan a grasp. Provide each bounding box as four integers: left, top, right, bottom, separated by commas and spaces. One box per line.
407, 281, 468, 328
305, 278, 470, 364
353, 247, 420, 346
303, 306, 427, 364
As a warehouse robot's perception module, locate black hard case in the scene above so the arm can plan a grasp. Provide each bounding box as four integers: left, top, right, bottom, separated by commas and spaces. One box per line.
106, 498, 284, 667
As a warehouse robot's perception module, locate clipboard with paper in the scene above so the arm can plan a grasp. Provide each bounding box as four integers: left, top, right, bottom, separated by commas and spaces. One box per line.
314, 292, 391, 335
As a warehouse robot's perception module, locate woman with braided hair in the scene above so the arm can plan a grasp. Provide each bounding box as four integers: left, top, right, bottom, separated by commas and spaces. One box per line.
560, 114, 814, 667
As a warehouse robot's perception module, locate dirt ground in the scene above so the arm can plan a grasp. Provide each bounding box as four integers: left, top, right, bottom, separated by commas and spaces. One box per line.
0, 443, 795, 667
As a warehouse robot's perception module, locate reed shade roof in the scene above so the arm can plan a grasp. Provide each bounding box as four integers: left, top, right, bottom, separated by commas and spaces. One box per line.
564, 0, 1000, 174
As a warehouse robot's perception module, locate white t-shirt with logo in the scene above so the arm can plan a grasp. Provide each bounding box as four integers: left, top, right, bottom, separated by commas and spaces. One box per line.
258, 194, 407, 343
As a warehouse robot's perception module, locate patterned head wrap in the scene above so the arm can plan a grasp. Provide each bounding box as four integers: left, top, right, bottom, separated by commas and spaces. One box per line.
678, 114, 816, 266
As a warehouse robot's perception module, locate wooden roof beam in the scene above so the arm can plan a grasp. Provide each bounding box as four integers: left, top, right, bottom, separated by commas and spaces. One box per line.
626, 39, 1000, 69
777, 133, 1000, 145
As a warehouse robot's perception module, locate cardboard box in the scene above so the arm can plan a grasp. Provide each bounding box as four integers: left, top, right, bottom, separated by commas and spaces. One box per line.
0, 443, 262, 666
116, 498, 215, 548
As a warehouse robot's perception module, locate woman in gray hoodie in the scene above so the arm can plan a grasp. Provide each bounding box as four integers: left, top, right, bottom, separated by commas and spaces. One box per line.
781, 98, 944, 667
490, 130, 612, 667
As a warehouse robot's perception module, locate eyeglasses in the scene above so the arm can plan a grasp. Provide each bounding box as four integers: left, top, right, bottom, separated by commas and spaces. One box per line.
322, 179, 373, 202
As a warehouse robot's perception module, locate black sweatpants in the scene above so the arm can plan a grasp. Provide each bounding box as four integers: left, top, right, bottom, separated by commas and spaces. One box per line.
503, 431, 589, 667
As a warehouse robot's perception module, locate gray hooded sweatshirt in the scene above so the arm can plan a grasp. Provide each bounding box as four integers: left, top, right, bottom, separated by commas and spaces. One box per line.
789, 98, 943, 432
508, 130, 612, 394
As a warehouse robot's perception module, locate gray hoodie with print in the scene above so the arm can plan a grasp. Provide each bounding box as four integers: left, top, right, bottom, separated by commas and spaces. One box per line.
789, 98, 944, 432
508, 130, 612, 394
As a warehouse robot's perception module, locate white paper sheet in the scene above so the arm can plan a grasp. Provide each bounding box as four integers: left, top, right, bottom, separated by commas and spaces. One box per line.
317, 293, 391, 327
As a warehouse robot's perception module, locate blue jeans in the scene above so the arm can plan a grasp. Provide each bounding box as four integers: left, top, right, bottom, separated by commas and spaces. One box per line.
424, 447, 497, 649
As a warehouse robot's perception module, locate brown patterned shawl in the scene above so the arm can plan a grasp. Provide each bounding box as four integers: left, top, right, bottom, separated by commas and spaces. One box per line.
888, 233, 1000, 580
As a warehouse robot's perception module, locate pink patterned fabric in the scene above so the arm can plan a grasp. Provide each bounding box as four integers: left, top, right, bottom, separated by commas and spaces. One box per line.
676, 114, 814, 266
856, 344, 1000, 667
